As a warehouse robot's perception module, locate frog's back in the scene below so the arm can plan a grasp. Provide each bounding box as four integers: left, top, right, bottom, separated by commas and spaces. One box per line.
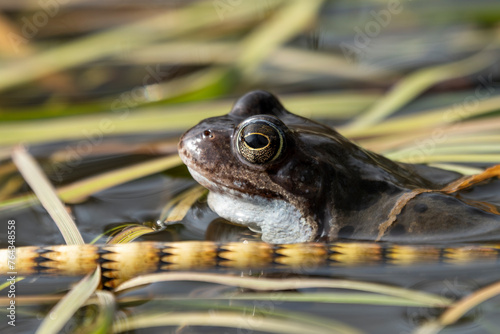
270, 94, 500, 243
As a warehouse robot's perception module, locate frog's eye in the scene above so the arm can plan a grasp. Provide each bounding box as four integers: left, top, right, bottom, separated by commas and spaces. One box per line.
236, 119, 286, 164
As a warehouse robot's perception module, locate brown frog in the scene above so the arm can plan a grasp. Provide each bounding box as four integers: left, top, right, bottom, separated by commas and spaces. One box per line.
178, 90, 500, 244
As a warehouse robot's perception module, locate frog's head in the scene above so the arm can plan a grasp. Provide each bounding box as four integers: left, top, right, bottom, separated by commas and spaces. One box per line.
178, 90, 344, 243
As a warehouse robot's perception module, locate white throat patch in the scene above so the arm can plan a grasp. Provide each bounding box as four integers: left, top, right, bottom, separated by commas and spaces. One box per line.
187, 168, 316, 244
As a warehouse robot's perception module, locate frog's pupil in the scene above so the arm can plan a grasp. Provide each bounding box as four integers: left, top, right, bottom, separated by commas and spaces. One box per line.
245, 133, 269, 149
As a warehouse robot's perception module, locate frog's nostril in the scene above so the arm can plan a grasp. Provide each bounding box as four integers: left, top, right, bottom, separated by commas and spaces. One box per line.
203, 130, 213, 139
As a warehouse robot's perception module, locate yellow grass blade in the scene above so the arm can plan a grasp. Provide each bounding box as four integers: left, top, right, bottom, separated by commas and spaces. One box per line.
107, 225, 156, 244
1, 155, 182, 211
58, 155, 183, 204
427, 164, 483, 175
346, 44, 499, 131
413, 280, 500, 334
343, 95, 500, 139
223, 292, 437, 307
237, 0, 325, 77
35, 267, 101, 334
0, 1, 250, 93
393, 154, 500, 164
0, 91, 377, 146
11, 146, 84, 245
115, 272, 450, 307
111, 311, 360, 334
159, 185, 207, 223
124, 42, 392, 82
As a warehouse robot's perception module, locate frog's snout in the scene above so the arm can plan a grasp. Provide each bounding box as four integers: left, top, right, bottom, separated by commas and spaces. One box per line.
178, 128, 198, 164
178, 123, 222, 169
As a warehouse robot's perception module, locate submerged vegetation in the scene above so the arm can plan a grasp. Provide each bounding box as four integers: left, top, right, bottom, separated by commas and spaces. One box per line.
1, 1, 500, 333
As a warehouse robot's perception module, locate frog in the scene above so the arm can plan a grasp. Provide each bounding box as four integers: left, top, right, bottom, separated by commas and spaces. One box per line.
178, 90, 500, 244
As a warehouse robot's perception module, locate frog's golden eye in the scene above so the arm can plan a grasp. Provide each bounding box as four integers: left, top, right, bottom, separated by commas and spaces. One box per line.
236, 119, 285, 164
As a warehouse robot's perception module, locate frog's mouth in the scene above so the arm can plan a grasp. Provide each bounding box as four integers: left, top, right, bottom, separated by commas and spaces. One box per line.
186, 166, 235, 194
186, 167, 317, 244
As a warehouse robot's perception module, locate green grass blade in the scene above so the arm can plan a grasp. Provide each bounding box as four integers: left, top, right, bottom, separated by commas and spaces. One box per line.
83, 290, 116, 334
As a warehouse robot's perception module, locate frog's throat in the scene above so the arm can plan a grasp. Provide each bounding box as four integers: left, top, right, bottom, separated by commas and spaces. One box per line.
187, 167, 317, 244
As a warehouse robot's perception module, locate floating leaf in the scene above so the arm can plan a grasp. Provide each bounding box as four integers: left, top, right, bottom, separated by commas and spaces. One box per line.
107, 224, 156, 244
159, 185, 207, 224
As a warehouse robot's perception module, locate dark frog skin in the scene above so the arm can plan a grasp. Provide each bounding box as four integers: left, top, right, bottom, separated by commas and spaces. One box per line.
178, 90, 500, 244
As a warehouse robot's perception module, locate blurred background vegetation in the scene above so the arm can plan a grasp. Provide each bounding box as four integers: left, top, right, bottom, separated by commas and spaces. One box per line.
0, 0, 499, 152
2, 1, 500, 334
